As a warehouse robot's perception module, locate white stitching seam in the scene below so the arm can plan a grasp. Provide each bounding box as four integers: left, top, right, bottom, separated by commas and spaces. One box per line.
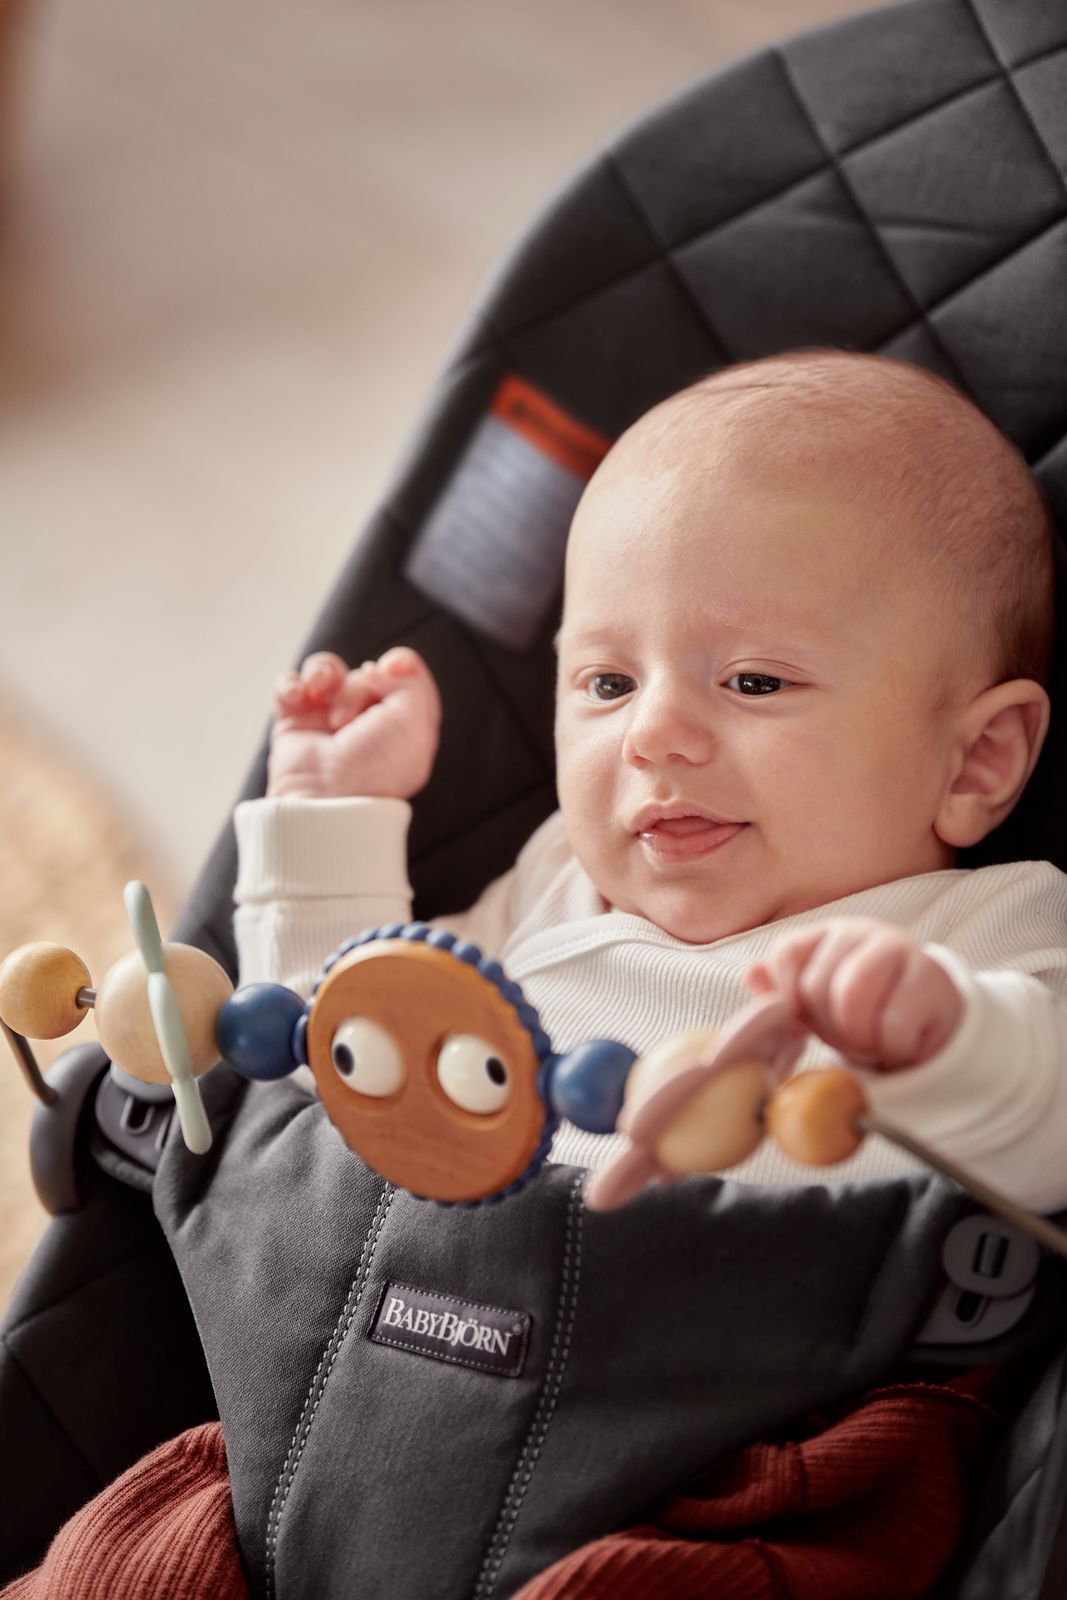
263, 1184, 395, 1600
471, 1174, 586, 1599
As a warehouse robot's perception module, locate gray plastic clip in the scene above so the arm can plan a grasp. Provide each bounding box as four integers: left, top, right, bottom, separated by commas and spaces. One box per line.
94, 1071, 175, 1175
914, 1212, 1040, 1347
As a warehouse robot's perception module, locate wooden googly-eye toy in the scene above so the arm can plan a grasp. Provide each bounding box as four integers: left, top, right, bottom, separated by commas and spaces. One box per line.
8, 899, 1067, 1264
215, 922, 637, 1205
0, 882, 231, 1153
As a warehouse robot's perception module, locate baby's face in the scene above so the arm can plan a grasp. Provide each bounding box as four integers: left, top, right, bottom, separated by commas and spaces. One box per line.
554, 415, 974, 944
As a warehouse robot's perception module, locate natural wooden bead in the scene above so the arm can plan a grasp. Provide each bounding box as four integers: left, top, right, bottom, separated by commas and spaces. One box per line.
656, 1060, 769, 1174
0, 942, 92, 1038
96, 943, 234, 1084
624, 1028, 768, 1175
624, 1026, 719, 1105
767, 1068, 867, 1167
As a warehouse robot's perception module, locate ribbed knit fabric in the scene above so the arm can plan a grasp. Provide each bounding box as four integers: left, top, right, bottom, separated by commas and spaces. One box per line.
2, 1424, 248, 1600
234, 799, 1067, 1208
2, 1375, 1000, 1600
512, 1368, 1005, 1600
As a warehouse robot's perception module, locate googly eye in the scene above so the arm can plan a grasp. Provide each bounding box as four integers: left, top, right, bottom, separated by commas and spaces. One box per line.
436, 1034, 511, 1114
330, 1017, 405, 1097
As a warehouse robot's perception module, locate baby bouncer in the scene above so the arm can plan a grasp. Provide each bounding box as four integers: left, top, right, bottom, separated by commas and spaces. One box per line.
2, 0, 1067, 1594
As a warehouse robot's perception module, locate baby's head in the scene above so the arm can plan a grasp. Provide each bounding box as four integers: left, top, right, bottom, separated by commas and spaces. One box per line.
554, 350, 1055, 944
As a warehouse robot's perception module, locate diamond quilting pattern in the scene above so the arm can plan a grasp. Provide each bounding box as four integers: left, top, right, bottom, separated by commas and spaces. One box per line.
671, 167, 913, 363
839, 79, 1066, 306
931, 217, 1067, 454
781, 0, 998, 154
970, 0, 1067, 71
1009, 52, 1067, 194
611, 52, 824, 250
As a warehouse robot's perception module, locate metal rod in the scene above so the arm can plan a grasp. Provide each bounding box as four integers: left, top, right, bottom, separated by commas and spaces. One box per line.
76, 987, 96, 1009
1, 1018, 58, 1107
859, 1112, 1067, 1264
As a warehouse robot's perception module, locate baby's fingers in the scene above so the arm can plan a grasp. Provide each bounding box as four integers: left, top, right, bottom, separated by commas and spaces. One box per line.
300, 652, 349, 705
272, 653, 352, 720
273, 670, 307, 717
819, 934, 911, 1061
746, 926, 834, 1004
874, 950, 963, 1068
326, 665, 383, 730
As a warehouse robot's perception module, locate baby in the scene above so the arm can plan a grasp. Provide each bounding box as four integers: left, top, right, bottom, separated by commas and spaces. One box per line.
234, 349, 1067, 1209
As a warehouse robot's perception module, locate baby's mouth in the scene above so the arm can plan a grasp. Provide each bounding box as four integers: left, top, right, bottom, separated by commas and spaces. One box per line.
644, 817, 721, 838
637, 814, 748, 862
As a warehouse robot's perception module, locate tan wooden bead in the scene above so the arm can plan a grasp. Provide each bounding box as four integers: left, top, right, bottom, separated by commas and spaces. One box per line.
767, 1068, 867, 1167
623, 1029, 768, 1176
655, 1059, 769, 1175
0, 942, 92, 1038
96, 943, 234, 1083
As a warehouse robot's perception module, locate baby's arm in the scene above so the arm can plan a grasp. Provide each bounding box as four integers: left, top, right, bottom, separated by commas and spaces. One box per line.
234, 647, 441, 995
748, 917, 1067, 1212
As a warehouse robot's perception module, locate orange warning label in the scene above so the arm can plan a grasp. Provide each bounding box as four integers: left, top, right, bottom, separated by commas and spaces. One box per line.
491, 376, 610, 481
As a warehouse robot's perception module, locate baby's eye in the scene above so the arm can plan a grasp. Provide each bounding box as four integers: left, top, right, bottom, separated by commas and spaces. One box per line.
586, 672, 635, 702
725, 672, 786, 696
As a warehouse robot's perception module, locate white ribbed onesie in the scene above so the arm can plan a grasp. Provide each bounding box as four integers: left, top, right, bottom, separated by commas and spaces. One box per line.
234, 798, 1067, 1211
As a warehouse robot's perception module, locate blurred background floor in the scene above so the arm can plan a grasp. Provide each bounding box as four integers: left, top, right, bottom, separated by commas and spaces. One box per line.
0, 0, 886, 1300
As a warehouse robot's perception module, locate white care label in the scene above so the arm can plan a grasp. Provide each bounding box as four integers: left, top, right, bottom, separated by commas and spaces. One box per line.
405, 376, 610, 650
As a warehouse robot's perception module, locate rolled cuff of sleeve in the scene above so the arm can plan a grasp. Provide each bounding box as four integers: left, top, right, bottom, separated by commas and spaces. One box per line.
234, 797, 413, 903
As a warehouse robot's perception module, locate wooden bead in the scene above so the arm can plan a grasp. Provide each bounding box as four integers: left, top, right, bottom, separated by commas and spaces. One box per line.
767, 1068, 868, 1167
624, 1026, 720, 1105
96, 943, 234, 1084
0, 942, 91, 1038
624, 1028, 768, 1175
656, 1060, 769, 1175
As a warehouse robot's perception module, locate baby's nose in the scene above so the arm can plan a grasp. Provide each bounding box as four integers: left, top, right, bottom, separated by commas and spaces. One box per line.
621, 681, 716, 768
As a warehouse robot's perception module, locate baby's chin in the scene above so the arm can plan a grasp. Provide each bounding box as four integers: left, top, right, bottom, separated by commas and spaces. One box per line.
607, 886, 765, 946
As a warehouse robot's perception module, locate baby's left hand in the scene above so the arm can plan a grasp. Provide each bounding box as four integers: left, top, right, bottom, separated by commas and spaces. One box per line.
745, 918, 964, 1071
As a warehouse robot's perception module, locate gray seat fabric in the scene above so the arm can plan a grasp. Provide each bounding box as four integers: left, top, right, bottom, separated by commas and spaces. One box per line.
3, 0, 1067, 1592
154, 1069, 979, 1600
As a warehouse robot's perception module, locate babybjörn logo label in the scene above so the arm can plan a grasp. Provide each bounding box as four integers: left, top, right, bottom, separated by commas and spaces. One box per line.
369, 1281, 531, 1377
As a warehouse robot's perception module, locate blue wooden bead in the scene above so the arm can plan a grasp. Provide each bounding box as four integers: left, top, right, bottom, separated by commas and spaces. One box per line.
216, 983, 305, 1080
548, 1039, 637, 1134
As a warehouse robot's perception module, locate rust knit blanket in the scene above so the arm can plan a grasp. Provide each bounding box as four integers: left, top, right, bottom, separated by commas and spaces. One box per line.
4, 1370, 1003, 1599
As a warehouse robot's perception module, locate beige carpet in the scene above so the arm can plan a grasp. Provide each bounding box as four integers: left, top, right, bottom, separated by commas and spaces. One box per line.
0, 702, 175, 1310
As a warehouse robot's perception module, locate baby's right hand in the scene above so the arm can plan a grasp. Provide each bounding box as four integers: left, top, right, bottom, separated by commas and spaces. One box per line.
267, 647, 442, 800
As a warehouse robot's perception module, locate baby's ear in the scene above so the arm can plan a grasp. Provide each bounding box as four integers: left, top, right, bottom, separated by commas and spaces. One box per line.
935, 679, 1050, 848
